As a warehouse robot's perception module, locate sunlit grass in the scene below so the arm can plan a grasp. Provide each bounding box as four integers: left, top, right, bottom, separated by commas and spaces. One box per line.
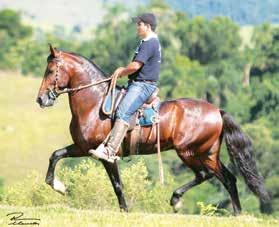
0, 205, 278, 227
0, 71, 72, 184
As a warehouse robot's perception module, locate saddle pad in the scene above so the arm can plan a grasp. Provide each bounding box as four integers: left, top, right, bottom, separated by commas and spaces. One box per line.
103, 89, 121, 117
139, 103, 160, 126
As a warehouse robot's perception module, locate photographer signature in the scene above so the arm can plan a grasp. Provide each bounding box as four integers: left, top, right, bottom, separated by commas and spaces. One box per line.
6, 212, 40, 225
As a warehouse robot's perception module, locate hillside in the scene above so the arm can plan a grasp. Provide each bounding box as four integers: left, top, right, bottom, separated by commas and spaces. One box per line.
0, 0, 278, 30
169, 0, 279, 25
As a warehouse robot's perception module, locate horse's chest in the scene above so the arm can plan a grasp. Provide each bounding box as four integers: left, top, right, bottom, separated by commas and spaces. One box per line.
70, 117, 110, 146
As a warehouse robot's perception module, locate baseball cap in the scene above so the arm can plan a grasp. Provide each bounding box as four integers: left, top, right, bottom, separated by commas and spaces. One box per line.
132, 13, 157, 30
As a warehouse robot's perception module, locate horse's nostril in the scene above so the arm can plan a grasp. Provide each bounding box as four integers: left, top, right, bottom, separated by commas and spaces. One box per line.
37, 97, 43, 105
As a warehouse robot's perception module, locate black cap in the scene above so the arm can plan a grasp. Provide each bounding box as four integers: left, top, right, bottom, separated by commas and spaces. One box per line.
132, 13, 157, 31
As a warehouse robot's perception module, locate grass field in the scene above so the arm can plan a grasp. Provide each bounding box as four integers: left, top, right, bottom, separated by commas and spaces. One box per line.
0, 205, 278, 227
0, 71, 72, 184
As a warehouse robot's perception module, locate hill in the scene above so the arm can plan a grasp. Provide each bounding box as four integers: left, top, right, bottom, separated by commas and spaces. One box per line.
169, 0, 279, 25
0, 0, 278, 30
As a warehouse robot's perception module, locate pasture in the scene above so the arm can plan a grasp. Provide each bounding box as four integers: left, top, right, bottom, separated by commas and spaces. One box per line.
0, 205, 278, 227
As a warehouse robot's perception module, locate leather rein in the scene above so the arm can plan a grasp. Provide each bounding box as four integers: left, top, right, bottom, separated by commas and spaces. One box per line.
47, 58, 115, 100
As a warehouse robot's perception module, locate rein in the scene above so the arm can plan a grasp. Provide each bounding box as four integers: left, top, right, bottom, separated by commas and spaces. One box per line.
47, 57, 119, 119
47, 58, 116, 99
53, 77, 113, 96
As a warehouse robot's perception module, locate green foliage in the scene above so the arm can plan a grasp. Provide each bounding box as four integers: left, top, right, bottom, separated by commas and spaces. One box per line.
0, 9, 32, 39
87, 5, 137, 74
4, 171, 62, 206
2, 159, 173, 213
197, 202, 218, 216
0, 177, 4, 201
0, 9, 32, 69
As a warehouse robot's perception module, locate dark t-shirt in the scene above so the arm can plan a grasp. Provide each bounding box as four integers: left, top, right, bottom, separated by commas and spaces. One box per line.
128, 37, 161, 82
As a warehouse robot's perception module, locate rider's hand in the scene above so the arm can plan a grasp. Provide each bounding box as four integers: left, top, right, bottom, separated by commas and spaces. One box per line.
113, 67, 126, 78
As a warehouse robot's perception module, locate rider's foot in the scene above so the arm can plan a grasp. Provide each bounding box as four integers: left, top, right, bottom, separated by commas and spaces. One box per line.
89, 143, 119, 163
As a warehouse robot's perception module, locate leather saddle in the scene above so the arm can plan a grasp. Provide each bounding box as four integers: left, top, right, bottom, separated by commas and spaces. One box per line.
102, 86, 160, 129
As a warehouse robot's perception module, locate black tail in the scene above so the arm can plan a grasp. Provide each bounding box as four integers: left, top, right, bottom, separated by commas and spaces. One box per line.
221, 110, 272, 214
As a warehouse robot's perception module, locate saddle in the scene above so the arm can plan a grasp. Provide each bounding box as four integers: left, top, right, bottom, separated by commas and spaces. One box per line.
102, 87, 160, 128
102, 86, 160, 156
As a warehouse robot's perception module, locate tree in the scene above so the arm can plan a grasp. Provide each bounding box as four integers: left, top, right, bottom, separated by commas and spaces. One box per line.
0, 9, 32, 69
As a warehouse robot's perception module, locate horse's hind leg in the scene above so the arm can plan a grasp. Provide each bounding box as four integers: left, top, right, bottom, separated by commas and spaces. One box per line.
101, 160, 128, 212
217, 162, 241, 215
170, 153, 214, 212
170, 169, 213, 212
201, 155, 241, 215
45, 144, 85, 195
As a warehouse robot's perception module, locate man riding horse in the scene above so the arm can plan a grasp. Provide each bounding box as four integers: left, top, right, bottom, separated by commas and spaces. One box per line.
90, 13, 161, 163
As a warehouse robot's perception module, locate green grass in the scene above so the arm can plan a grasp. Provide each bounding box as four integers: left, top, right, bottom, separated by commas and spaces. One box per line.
0, 71, 72, 184
0, 205, 278, 227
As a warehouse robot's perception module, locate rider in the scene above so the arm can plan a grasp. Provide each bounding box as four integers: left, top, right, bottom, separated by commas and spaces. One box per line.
90, 13, 161, 163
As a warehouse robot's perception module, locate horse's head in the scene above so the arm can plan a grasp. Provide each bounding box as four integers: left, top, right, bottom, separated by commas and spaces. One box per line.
36, 44, 71, 108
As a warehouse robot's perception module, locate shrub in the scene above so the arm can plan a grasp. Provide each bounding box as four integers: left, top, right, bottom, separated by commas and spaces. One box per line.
4, 171, 62, 206
3, 159, 176, 213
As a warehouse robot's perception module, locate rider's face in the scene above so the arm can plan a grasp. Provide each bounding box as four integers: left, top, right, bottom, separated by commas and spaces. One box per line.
136, 21, 150, 39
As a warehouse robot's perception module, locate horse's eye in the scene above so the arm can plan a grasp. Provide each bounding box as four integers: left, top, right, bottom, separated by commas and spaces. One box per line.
48, 69, 54, 74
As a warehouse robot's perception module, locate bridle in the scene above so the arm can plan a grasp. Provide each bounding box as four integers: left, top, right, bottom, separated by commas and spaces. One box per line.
47, 57, 113, 100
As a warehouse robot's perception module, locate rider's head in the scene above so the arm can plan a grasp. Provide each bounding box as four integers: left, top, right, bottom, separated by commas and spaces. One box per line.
132, 13, 157, 39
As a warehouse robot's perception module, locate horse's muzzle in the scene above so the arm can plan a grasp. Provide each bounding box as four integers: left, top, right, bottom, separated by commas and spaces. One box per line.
36, 93, 55, 108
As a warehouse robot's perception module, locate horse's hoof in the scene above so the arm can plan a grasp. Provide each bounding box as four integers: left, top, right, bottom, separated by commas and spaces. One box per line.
120, 207, 128, 212
173, 200, 183, 212
52, 178, 66, 195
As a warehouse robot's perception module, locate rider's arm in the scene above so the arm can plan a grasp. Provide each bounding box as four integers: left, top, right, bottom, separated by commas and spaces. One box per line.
113, 61, 143, 78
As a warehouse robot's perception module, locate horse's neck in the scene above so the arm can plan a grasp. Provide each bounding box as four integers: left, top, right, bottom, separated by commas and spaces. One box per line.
67, 58, 108, 118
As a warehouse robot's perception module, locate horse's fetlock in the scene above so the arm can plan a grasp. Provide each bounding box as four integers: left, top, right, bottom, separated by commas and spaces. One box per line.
170, 193, 181, 206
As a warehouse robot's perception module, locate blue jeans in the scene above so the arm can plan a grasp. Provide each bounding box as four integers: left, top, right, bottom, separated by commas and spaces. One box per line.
116, 81, 157, 124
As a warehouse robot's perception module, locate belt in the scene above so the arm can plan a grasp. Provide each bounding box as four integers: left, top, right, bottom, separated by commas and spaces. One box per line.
133, 79, 157, 83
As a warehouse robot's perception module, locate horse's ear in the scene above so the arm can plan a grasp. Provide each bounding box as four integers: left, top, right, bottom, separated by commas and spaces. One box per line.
49, 43, 57, 57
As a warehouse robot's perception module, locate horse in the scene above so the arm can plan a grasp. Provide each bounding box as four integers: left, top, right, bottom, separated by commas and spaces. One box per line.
36, 45, 272, 215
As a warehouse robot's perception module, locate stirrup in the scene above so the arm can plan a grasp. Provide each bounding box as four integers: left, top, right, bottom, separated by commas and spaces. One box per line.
89, 144, 120, 163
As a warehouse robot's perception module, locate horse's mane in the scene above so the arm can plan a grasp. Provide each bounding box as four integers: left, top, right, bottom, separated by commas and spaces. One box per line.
66, 51, 109, 77
48, 49, 109, 78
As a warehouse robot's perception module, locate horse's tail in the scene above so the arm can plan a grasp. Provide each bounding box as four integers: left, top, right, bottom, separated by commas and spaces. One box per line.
220, 110, 272, 214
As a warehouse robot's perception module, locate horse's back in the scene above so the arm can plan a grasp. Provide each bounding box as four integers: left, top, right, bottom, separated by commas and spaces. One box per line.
159, 98, 223, 153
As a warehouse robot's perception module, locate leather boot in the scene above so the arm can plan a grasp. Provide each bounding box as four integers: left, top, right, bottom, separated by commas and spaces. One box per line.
89, 119, 129, 163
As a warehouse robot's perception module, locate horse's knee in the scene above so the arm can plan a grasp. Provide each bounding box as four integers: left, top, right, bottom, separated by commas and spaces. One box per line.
45, 175, 52, 185
49, 149, 65, 162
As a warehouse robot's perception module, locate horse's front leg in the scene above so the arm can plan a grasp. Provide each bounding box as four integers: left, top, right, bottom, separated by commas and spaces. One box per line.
101, 160, 128, 212
45, 144, 84, 195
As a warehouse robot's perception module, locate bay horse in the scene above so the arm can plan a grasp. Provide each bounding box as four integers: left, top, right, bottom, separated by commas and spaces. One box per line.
36, 45, 272, 215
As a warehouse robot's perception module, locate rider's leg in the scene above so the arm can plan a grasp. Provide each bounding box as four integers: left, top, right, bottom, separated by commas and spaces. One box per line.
90, 81, 157, 162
